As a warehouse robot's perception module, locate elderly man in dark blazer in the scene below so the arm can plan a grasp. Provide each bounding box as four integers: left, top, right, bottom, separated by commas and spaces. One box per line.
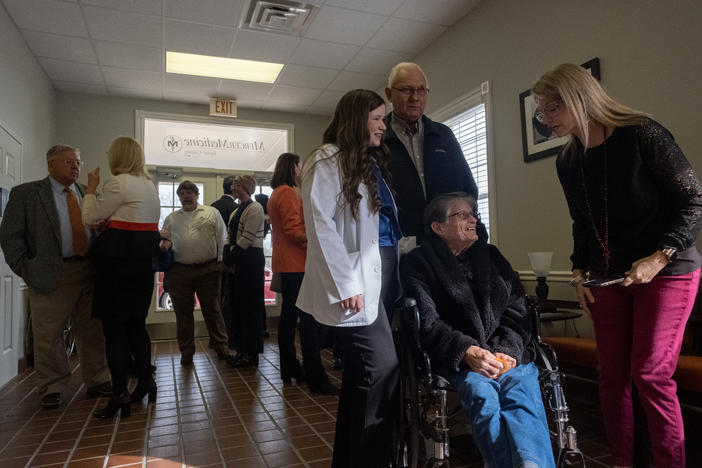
0, 144, 111, 409
384, 62, 482, 245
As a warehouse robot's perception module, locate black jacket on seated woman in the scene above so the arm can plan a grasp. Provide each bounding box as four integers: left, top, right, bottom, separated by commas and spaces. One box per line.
400, 192, 554, 468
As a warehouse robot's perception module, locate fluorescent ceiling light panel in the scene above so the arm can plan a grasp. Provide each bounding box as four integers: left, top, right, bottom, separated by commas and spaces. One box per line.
166, 51, 283, 83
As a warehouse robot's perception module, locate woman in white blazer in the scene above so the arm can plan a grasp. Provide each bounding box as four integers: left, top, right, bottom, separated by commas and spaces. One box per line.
297, 89, 401, 468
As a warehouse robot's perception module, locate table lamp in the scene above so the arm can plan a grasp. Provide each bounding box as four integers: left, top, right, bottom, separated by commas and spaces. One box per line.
528, 251, 553, 301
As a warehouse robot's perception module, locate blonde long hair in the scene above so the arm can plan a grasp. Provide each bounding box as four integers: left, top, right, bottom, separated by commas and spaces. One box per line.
531, 63, 649, 149
108, 136, 151, 179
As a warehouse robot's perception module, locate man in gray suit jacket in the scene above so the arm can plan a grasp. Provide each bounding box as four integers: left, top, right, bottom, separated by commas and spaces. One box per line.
0, 144, 111, 409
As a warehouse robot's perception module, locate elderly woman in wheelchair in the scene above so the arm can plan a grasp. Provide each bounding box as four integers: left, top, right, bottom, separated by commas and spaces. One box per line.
400, 192, 555, 468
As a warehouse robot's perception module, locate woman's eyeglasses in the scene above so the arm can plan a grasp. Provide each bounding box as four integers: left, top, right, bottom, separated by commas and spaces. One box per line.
447, 210, 480, 222
534, 99, 562, 123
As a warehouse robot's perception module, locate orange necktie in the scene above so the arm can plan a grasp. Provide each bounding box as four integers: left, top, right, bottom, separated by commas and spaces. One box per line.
64, 187, 89, 256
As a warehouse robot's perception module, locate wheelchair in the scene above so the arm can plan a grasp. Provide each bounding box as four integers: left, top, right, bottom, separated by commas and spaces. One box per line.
392, 296, 586, 468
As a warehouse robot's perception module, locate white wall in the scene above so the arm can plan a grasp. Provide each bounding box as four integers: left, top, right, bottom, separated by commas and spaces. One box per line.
54, 92, 331, 184
0, 5, 55, 183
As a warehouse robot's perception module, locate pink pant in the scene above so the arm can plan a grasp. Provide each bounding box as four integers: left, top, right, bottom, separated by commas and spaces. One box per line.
590, 269, 699, 467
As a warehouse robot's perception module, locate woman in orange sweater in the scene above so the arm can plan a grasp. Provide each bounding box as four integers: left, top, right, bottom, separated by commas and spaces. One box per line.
268, 153, 337, 395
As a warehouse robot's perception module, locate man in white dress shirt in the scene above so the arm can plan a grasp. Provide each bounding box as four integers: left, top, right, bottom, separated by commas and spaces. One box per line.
161, 181, 230, 365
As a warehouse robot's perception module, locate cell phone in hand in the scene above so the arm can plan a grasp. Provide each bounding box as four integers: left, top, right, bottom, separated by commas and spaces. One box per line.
582, 276, 626, 287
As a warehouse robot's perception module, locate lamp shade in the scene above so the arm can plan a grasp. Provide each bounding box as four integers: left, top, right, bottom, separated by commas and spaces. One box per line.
528, 251, 553, 278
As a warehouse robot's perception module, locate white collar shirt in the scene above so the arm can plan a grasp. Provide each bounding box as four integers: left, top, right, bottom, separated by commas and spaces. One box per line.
391, 113, 425, 194
162, 204, 227, 264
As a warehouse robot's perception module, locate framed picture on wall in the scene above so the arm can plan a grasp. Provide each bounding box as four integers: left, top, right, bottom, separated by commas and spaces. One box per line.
520, 58, 600, 163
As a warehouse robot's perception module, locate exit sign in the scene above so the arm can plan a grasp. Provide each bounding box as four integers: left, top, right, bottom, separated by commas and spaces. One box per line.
209, 99, 237, 118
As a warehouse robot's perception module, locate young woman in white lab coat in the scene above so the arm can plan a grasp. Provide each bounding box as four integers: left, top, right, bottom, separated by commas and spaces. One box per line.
297, 89, 402, 468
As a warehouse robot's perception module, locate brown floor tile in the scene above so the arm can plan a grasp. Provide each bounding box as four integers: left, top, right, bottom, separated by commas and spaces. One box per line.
105, 453, 143, 466
290, 434, 326, 448
256, 439, 291, 455
70, 445, 109, 461
146, 459, 184, 468
28, 449, 70, 466
262, 449, 302, 467
65, 456, 107, 468
146, 444, 181, 459
220, 444, 260, 461
297, 444, 333, 462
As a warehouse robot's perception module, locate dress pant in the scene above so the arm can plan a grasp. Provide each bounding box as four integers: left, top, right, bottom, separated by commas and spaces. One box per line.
93, 257, 154, 396
590, 269, 699, 467
228, 247, 265, 355
165, 260, 229, 356
331, 246, 400, 468
28, 257, 110, 395
279, 272, 331, 386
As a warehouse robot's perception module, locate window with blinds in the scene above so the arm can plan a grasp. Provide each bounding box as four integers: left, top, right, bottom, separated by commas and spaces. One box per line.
443, 103, 490, 236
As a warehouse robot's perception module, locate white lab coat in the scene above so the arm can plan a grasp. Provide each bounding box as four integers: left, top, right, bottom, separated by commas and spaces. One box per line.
296, 144, 383, 327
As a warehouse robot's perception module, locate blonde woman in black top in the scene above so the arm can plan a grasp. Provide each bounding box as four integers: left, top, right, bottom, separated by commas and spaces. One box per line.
532, 63, 702, 468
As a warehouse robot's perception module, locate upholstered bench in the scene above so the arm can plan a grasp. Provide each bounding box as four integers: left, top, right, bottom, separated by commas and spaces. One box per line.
542, 337, 702, 395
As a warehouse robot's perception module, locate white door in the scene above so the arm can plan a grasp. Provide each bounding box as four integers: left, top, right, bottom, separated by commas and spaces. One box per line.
0, 124, 22, 387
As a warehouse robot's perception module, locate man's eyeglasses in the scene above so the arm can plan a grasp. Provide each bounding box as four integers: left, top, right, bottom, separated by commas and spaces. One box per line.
534, 99, 562, 123
61, 159, 84, 168
447, 210, 480, 222
392, 86, 429, 97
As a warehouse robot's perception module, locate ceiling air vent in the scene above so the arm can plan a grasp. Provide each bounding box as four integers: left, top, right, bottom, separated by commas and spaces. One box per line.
241, 0, 320, 36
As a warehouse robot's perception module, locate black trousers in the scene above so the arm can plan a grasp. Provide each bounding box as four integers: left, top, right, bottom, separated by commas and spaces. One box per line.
279, 272, 331, 387
228, 247, 264, 355
331, 246, 400, 468
94, 257, 154, 397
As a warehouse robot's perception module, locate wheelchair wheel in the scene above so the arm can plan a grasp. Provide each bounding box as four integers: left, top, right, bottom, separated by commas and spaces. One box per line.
63, 318, 76, 358
396, 340, 420, 467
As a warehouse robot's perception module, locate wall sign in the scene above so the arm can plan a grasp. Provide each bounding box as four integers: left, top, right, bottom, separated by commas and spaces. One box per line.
141, 115, 291, 172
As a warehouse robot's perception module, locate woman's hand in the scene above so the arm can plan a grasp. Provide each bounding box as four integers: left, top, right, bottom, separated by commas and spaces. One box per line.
622, 251, 668, 286
463, 346, 503, 379
571, 269, 595, 317
86, 168, 100, 194
339, 294, 364, 312
493, 352, 516, 373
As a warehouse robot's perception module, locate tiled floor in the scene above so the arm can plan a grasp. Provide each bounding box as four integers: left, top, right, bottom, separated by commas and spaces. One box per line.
0, 334, 697, 467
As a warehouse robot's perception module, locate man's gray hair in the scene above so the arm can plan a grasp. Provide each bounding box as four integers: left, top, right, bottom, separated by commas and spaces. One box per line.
46, 144, 79, 161
423, 192, 476, 233
387, 62, 429, 89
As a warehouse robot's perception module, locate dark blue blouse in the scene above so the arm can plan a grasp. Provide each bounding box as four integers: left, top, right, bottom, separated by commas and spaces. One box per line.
375, 166, 402, 247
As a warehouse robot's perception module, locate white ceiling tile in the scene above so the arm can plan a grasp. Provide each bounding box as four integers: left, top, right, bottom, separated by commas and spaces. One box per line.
54, 80, 108, 95
165, 20, 235, 56
81, 0, 162, 15
394, 0, 481, 26
164, 74, 220, 95
277, 65, 338, 89
102, 67, 162, 90
289, 39, 359, 69
304, 5, 387, 46
23, 31, 97, 63
3, 0, 88, 36
310, 89, 345, 108
84, 6, 162, 46
307, 105, 335, 116
266, 85, 321, 106
165, 0, 244, 28
109, 86, 164, 100
328, 71, 385, 92
94, 42, 162, 72
39, 58, 104, 85
324, 0, 404, 16
367, 18, 446, 53
230, 30, 300, 63
344, 47, 411, 75
218, 80, 274, 101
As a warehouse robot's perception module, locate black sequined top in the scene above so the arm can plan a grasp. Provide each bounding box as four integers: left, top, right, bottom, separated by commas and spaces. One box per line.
556, 118, 702, 276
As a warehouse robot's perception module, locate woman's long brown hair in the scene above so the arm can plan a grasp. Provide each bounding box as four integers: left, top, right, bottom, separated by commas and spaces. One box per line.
320, 89, 392, 219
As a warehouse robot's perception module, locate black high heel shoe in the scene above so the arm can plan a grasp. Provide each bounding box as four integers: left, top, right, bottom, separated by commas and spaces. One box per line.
282, 365, 306, 384
130, 381, 157, 403
94, 393, 131, 419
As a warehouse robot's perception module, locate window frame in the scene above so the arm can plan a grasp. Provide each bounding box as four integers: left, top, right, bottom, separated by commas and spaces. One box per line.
430, 81, 498, 245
